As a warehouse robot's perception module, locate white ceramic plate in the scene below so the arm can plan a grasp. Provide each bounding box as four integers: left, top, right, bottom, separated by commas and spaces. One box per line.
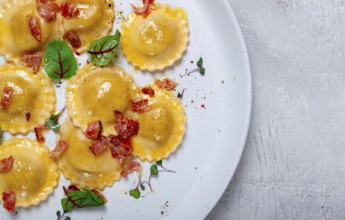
0, 0, 251, 219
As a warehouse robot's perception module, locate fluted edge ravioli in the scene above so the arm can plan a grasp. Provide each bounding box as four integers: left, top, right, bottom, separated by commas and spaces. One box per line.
66, 64, 140, 136
0, 0, 62, 62
0, 64, 56, 134
130, 85, 186, 161
121, 4, 190, 71
58, 118, 123, 190
0, 138, 59, 207
61, 0, 115, 52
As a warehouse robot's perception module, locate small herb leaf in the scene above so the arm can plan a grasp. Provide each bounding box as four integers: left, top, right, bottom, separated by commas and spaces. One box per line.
197, 57, 203, 68
87, 30, 121, 66
150, 164, 159, 175
129, 188, 141, 199
61, 189, 105, 212
156, 160, 162, 166
44, 40, 78, 80
45, 114, 60, 133
56, 211, 61, 217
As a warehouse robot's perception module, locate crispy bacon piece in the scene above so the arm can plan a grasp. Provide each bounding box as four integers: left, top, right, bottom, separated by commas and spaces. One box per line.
60, 1, 80, 18
21, 51, 43, 73
37, 0, 60, 22
1, 87, 14, 111
63, 30, 81, 48
108, 136, 132, 164
85, 121, 102, 140
34, 126, 46, 142
141, 86, 155, 97
49, 140, 69, 158
131, 0, 155, 16
65, 185, 79, 194
89, 137, 108, 156
0, 156, 14, 173
114, 111, 139, 139
121, 160, 141, 177
155, 78, 177, 91
29, 16, 41, 43
130, 99, 150, 113
2, 191, 16, 213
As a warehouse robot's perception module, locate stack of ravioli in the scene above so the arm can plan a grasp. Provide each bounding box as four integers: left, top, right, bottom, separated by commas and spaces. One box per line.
0, 0, 189, 212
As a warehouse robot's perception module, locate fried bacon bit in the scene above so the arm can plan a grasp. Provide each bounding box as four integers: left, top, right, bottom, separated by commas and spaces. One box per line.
85, 121, 102, 140
141, 86, 155, 97
2, 191, 16, 213
155, 78, 177, 91
25, 112, 31, 122
37, 0, 60, 22
1, 87, 14, 111
63, 30, 81, 48
108, 136, 132, 164
29, 16, 41, 43
49, 140, 69, 158
34, 125, 46, 142
60, 1, 80, 18
121, 160, 141, 177
21, 51, 43, 73
65, 185, 79, 194
0, 156, 14, 173
130, 99, 150, 113
114, 111, 139, 139
131, 0, 155, 16
89, 137, 108, 156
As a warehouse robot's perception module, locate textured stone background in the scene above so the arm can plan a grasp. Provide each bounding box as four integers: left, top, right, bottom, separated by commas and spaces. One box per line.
207, 0, 345, 219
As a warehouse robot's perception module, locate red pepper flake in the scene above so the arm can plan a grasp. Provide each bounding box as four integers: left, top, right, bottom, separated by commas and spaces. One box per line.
49, 140, 69, 158
29, 16, 41, 43
0, 156, 14, 173
21, 51, 43, 73
63, 30, 81, 48
114, 111, 139, 139
201, 104, 206, 109
89, 137, 108, 156
25, 112, 31, 122
130, 99, 150, 113
108, 136, 132, 164
60, 1, 80, 18
155, 78, 177, 91
37, 0, 60, 22
2, 191, 16, 213
141, 86, 155, 97
34, 125, 46, 142
0, 87, 14, 111
85, 121, 102, 140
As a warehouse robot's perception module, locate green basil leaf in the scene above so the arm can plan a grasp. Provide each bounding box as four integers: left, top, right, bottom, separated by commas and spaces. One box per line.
44, 40, 78, 80
150, 164, 158, 175
87, 30, 121, 66
61, 189, 105, 212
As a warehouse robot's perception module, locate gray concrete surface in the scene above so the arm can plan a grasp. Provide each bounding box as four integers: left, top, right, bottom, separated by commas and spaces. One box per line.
207, 1, 345, 219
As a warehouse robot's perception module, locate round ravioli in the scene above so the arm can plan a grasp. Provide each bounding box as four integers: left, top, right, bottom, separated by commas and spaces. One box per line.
130, 85, 185, 161
61, 0, 115, 51
66, 64, 139, 135
0, 138, 59, 207
0, 0, 61, 62
0, 64, 56, 134
121, 4, 189, 71
58, 118, 123, 190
